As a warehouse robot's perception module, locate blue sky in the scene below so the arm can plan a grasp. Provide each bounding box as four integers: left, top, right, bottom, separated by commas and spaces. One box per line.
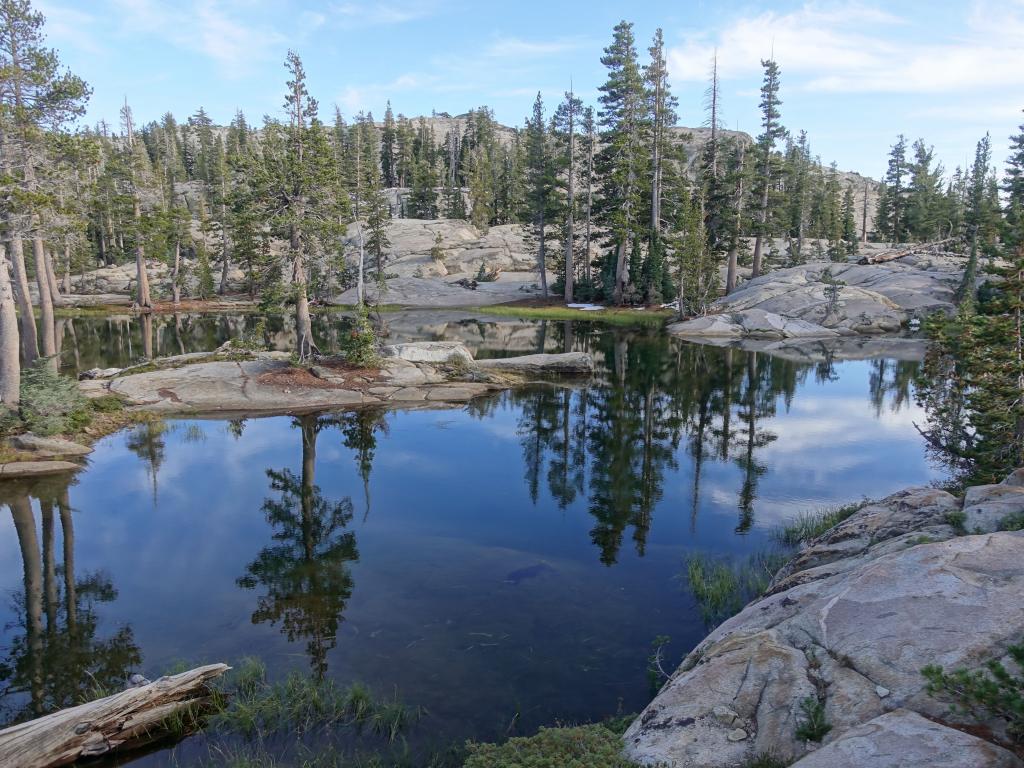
37, 0, 1024, 179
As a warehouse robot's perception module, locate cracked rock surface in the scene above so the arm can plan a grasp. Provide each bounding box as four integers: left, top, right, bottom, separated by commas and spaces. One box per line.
624, 472, 1024, 767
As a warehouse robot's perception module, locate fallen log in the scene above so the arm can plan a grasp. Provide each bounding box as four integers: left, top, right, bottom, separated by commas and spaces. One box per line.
857, 237, 958, 265
0, 663, 229, 768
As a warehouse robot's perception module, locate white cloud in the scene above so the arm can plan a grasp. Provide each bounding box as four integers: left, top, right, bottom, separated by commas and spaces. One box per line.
108, 0, 286, 76
667, 1, 1024, 95
484, 37, 586, 59
328, 1, 439, 27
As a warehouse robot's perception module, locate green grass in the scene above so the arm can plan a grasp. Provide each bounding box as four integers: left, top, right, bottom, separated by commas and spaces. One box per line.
469, 304, 673, 326
773, 502, 864, 546
999, 510, 1024, 531
685, 551, 790, 630
208, 658, 422, 743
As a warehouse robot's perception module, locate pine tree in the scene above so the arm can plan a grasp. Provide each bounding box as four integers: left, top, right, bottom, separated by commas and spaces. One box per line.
553, 87, 582, 302
381, 101, 397, 188
905, 138, 945, 241
525, 92, 556, 297
1004, 111, 1024, 250
841, 184, 859, 256
750, 59, 783, 278
595, 20, 649, 304
876, 135, 908, 242
0, 0, 90, 365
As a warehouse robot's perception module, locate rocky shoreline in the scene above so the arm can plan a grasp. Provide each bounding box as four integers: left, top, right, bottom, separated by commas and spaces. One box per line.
625, 472, 1024, 768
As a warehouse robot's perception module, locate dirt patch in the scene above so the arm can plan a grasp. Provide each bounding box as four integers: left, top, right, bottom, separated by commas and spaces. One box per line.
254, 364, 381, 391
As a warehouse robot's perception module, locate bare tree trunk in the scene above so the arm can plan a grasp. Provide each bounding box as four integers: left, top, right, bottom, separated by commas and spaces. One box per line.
752, 177, 769, 279
0, 245, 20, 406
613, 237, 628, 305
171, 240, 181, 305
218, 197, 230, 295
584, 133, 593, 286
538, 209, 548, 297
41, 499, 58, 633
9, 235, 38, 363
292, 224, 317, 360
726, 145, 745, 295
564, 91, 575, 304
61, 244, 72, 294
861, 180, 869, 242
134, 200, 153, 310
356, 223, 365, 306
32, 236, 57, 365
141, 313, 153, 360
44, 249, 65, 307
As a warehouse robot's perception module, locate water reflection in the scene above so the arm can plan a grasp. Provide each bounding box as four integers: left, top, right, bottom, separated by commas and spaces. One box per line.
238, 415, 361, 678
0, 477, 141, 725
1, 320, 940, 750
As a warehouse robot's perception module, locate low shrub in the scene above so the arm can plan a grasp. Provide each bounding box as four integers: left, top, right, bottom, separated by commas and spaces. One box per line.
794, 696, 831, 742
922, 643, 1024, 743
998, 511, 1024, 532
18, 362, 91, 436
341, 305, 380, 368
944, 509, 968, 533
463, 724, 638, 768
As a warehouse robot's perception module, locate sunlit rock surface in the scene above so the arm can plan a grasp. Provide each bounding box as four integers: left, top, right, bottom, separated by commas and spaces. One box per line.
624, 471, 1024, 767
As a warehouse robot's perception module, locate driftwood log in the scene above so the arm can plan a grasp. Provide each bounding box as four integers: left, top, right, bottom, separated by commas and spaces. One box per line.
857, 237, 958, 265
0, 663, 229, 768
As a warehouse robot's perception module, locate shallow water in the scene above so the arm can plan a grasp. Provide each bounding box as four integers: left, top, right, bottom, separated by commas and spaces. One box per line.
2, 317, 941, 763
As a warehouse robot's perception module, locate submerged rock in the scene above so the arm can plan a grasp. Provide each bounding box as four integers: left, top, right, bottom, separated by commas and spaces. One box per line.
625, 472, 1024, 767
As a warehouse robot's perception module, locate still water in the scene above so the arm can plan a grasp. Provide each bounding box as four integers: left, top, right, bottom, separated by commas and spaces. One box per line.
1, 314, 940, 763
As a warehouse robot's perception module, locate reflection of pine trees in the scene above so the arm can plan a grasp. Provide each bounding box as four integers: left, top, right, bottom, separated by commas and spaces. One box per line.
0, 479, 141, 725
869, 359, 920, 416
238, 415, 360, 678
510, 326, 821, 562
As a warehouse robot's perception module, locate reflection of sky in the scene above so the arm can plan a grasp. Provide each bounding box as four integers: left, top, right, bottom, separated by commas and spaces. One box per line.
0, 351, 942, 756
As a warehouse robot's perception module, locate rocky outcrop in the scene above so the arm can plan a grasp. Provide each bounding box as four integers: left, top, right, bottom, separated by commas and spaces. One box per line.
8, 435, 93, 458
0, 460, 83, 478
625, 472, 1024, 768
333, 272, 549, 307
670, 257, 964, 340
86, 343, 593, 415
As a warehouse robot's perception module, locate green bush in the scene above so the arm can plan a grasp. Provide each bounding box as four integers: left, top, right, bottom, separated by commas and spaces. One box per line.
998, 511, 1024, 532
463, 724, 637, 768
341, 305, 380, 367
794, 696, 831, 742
944, 509, 968, 533
922, 643, 1024, 743
18, 363, 91, 436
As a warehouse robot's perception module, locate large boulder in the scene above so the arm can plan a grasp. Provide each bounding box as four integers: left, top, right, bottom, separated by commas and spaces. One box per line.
671, 259, 963, 340
625, 474, 1024, 767
790, 709, 1023, 768
476, 352, 594, 375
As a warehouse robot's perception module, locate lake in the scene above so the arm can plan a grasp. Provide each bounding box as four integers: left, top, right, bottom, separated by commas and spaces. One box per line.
0, 313, 941, 764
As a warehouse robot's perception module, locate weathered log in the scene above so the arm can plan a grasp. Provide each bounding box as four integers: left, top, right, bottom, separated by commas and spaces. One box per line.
857, 237, 958, 265
0, 663, 229, 768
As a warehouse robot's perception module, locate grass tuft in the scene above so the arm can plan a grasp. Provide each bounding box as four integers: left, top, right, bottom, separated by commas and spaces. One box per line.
685, 551, 789, 630
773, 502, 864, 546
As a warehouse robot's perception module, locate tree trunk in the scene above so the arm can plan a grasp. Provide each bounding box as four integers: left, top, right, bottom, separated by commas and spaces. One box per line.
61, 244, 72, 294
133, 200, 152, 310
41, 500, 58, 633
9, 235, 39, 364
564, 99, 575, 304
357, 223, 365, 306
218, 198, 230, 295
0, 245, 20, 406
171, 240, 181, 305
613, 237, 628, 305
44, 250, 65, 307
32, 236, 57, 365
538, 210, 548, 298
584, 124, 594, 286
0, 664, 230, 768
726, 147, 745, 295
292, 224, 317, 360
